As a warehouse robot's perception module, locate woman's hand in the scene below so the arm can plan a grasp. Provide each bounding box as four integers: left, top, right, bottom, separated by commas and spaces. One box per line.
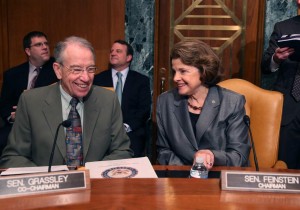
194, 150, 214, 170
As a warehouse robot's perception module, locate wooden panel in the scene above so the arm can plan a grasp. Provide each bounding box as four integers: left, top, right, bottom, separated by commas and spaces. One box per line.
154, 0, 264, 88
244, 0, 265, 84
0, 0, 125, 90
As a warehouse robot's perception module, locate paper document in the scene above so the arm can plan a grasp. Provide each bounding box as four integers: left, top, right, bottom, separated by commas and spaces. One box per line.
276, 34, 300, 61
1, 165, 69, 176
85, 157, 158, 178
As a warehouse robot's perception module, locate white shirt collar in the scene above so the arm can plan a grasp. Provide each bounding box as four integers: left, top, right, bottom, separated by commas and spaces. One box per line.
112, 67, 129, 78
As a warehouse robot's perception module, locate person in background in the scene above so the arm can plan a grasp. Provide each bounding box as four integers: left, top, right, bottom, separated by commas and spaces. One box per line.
0, 36, 133, 168
0, 31, 58, 155
261, 0, 300, 169
156, 39, 250, 168
93, 40, 151, 157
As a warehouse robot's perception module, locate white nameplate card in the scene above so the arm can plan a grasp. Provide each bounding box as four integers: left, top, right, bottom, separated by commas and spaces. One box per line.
221, 170, 300, 193
0, 170, 90, 198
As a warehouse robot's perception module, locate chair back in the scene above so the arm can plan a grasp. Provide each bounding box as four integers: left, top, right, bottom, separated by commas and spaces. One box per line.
218, 79, 284, 168
100, 86, 115, 92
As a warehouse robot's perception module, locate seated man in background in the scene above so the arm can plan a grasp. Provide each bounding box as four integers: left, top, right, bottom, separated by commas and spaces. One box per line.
0, 36, 133, 168
93, 40, 151, 157
0, 31, 58, 155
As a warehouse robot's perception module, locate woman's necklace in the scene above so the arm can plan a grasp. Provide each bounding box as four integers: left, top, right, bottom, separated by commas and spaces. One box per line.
188, 89, 208, 111
187, 101, 203, 111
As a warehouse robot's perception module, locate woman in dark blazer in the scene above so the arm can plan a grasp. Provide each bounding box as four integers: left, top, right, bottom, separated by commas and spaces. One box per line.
156, 40, 250, 169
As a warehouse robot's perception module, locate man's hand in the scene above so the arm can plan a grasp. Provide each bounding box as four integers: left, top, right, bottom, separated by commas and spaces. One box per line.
10, 106, 17, 122
273, 47, 295, 64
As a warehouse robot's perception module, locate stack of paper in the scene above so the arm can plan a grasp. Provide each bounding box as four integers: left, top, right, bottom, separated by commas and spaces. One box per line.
85, 157, 158, 178
276, 34, 300, 61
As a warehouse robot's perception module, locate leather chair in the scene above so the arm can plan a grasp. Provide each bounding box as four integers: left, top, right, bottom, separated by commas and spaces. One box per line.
100, 86, 115, 92
218, 79, 287, 169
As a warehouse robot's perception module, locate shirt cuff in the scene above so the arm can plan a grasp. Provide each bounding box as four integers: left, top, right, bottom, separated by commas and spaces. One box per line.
270, 55, 280, 72
123, 123, 132, 133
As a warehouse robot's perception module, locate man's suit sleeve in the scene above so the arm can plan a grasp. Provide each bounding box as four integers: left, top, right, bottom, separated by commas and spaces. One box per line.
126, 75, 151, 131
0, 93, 37, 168
0, 70, 15, 120
261, 22, 281, 73
102, 94, 134, 160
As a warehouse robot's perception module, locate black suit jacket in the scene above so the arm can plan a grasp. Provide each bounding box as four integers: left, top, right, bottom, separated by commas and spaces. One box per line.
0, 57, 58, 122
261, 15, 300, 125
93, 69, 152, 156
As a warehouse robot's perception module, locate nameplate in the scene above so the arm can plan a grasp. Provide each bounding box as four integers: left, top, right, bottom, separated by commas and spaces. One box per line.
221, 170, 300, 193
0, 170, 90, 198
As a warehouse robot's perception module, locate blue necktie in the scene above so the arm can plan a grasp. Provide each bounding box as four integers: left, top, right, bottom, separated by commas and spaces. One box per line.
116, 72, 123, 105
65, 98, 83, 166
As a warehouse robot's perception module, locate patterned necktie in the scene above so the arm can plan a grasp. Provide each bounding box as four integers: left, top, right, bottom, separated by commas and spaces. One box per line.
65, 98, 83, 166
116, 72, 123, 104
291, 64, 300, 102
30, 68, 40, 89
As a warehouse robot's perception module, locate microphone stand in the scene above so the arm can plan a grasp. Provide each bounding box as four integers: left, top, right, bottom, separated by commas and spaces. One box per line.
48, 120, 71, 172
243, 115, 259, 171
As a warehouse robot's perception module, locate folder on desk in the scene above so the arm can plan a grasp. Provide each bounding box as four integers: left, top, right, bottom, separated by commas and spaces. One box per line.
276, 34, 300, 61
85, 157, 158, 178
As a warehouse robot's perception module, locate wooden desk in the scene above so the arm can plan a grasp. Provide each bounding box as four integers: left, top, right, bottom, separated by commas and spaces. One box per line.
0, 166, 300, 209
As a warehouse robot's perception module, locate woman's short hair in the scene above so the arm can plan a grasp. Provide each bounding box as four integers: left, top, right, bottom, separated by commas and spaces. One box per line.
170, 39, 223, 86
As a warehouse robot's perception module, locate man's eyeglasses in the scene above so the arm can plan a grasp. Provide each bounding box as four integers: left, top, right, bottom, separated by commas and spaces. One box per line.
60, 64, 97, 75
30, 42, 49, 48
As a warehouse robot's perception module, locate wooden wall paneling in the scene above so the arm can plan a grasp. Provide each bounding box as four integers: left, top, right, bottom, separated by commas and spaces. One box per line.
153, 0, 171, 111
1, 0, 125, 84
243, 0, 264, 85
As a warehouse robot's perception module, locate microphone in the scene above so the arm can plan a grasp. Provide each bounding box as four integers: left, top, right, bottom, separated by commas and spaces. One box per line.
48, 119, 72, 172
243, 115, 259, 171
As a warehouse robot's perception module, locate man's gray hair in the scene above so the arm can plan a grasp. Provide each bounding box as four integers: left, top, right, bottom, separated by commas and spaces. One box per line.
54, 36, 96, 64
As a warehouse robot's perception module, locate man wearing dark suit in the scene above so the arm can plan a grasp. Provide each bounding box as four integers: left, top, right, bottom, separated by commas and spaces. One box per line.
0, 31, 58, 155
261, 1, 300, 169
0, 36, 133, 168
93, 40, 151, 157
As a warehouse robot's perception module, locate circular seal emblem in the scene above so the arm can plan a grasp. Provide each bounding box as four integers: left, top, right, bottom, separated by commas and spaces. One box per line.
101, 166, 138, 178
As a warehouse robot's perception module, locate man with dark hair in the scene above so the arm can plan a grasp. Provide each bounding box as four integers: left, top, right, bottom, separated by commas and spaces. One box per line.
94, 40, 151, 157
0, 31, 58, 154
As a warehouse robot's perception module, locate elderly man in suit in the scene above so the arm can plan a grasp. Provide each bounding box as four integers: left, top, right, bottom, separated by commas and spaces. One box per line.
0, 36, 133, 168
261, 0, 300, 169
93, 40, 151, 157
0, 31, 58, 155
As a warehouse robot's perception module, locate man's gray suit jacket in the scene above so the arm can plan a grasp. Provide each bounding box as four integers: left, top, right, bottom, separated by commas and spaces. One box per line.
0, 83, 133, 167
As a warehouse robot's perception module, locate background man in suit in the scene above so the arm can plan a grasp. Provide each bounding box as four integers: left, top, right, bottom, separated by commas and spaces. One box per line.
93, 40, 151, 157
261, 0, 300, 169
0, 31, 58, 155
0, 36, 133, 168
